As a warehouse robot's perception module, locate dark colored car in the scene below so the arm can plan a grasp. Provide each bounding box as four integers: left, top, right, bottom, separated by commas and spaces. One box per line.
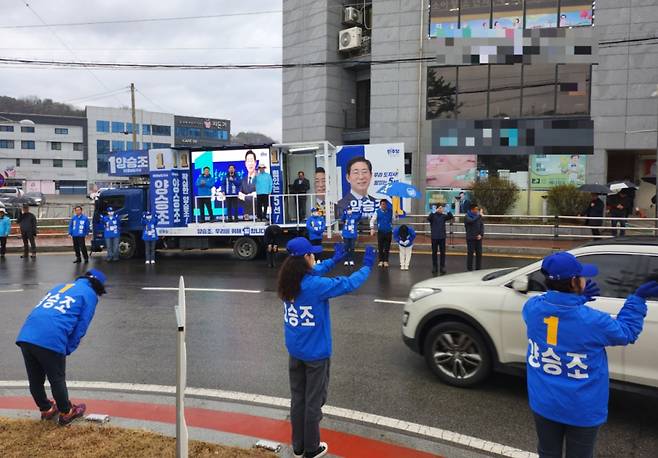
25, 192, 45, 206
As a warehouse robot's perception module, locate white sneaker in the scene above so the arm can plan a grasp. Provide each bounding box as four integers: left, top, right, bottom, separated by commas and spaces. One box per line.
151, 260, 156, 264
306, 442, 328, 458
343, 261, 349, 266
349, 261, 355, 266
145, 261, 149, 264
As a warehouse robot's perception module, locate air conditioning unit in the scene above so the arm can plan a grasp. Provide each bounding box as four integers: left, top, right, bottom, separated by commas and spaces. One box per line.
339, 27, 363, 52
343, 6, 363, 26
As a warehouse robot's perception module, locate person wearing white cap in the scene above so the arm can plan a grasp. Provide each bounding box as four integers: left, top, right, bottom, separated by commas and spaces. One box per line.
0, 207, 10, 259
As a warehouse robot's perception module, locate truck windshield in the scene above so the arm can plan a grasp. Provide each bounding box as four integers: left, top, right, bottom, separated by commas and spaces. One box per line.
94, 195, 126, 221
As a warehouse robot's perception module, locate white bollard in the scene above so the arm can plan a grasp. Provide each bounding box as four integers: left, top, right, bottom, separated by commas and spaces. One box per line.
175, 276, 189, 458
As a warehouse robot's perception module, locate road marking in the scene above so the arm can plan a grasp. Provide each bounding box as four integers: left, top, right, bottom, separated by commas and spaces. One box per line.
0, 380, 536, 458
374, 299, 406, 305
0, 289, 24, 293
142, 287, 261, 294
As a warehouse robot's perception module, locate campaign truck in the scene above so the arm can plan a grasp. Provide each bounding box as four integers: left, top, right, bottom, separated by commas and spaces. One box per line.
91, 141, 405, 260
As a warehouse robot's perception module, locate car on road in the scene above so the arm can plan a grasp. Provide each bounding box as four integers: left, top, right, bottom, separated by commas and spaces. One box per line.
24, 192, 45, 206
402, 237, 658, 390
0, 187, 23, 202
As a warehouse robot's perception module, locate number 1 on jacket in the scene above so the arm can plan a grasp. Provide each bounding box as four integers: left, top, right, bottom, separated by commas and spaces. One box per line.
543, 316, 559, 346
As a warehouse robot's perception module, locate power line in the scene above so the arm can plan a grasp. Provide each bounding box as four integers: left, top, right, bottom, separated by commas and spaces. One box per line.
61, 86, 130, 104
135, 88, 172, 114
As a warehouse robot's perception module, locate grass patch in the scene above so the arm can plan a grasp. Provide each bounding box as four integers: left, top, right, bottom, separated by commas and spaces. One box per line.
0, 417, 275, 458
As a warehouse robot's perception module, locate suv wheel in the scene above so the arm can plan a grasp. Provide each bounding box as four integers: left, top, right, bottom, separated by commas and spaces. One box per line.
423, 321, 492, 387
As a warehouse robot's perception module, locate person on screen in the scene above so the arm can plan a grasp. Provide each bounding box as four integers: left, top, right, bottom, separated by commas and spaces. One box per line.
314, 167, 326, 215
239, 150, 258, 221
195, 166, 216, 223
335, 156, 377, 219
224, 164, 240, 222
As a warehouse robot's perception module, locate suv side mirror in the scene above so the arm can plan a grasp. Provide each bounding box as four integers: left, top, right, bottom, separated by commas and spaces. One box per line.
512, 276, 529, 293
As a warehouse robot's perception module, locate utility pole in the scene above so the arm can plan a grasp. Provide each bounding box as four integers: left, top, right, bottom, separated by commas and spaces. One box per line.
130, 83, 137, 149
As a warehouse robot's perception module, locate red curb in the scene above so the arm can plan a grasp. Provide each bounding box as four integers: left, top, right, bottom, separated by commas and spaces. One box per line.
0, 396, 442, 458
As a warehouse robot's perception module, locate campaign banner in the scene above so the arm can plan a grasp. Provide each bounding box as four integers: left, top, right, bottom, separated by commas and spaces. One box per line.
149, 170, 190, 228
270, 155, 284, 225
530, 154, 587, 189
426, 155, 477, 188
148, 148, 190, 172
335, 143, 405, 218
108, 150, 149, 176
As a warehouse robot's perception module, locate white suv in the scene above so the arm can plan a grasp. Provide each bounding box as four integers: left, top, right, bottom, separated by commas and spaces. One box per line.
402, 238, 658, 389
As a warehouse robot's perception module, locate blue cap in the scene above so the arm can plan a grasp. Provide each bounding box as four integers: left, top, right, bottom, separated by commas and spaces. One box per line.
107, 207, 114, 212
86, 268, 107, 286
286, 237, 323, 257
541, 252, 598, 281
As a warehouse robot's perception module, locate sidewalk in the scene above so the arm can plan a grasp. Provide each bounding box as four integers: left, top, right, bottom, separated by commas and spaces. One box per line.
0, 382, 535, 458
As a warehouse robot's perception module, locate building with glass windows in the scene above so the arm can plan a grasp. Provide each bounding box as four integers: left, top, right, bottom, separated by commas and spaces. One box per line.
282, 0, 658, 214
174, 116, 230, 148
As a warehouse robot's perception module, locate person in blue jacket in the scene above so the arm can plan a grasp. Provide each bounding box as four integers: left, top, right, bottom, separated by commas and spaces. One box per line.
278, 237, 375, 458
393, 224, 416, 271
16, 269, 107, 426
369, 199, 393, 268
0, 207, 10, 259
523, 252, 656, 458
224, 164, 240, 222
101, 207, 120, 262
142, 211, 159, 264
68, 205, 90, 264
195, 166, 216, 223
254, 164, 273, 222
341, 207, 360, 266
306, 208, 325, 263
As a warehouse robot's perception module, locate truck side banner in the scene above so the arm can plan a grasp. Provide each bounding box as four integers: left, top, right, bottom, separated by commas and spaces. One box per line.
150, 170, 190, 228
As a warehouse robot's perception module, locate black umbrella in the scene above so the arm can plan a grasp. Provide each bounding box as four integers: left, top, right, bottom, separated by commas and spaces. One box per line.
642, 175, 656, 185
578, 184, 610, 194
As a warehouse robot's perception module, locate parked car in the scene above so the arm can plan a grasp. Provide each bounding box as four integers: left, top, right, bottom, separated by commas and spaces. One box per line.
25, 191, 45, 206
0, 187, 23, 202
402, 237, 658, 390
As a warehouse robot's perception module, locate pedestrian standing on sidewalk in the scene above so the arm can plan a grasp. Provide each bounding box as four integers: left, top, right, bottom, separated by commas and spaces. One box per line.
393, 224, 416, 270
464, 204, 484, 271
101, 207, 120, 262
278, 238, 375, 458
582, 193, 604, 238
16, 269, 107, 426
341, 207, 360, 266
427, 203, 454, 275
68, 206, 90, 264
369, 199, 393, 268
523, 252, 655, 458
306, 208, 325, 263
17, 204, 37, 259
0, 208, 10, 259
142, 211, 159, 264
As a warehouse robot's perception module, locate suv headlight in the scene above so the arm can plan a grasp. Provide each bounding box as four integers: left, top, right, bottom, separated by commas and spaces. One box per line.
409, 287, 440, 302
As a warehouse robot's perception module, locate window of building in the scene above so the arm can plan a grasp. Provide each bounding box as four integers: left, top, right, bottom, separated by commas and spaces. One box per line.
404, 152, 413, 175
142, 124, 151, 135
96, 120, 110, 133
176, 127, 201, 138
489, 64, 522, 118
111, 121, 125, 133
460, 0, 491, 30
143, 142, 152, 150
525, 0, 558, 29
559, 0, 594, 27
32, 159, 41, 165
153, 142, 172, 148
427, 67, 458, 120
457, 65, 488, 118
0, 125, 14, 132
111, 140, 125, 151
151, 125, 171, 136
21, 126, 35, 133
126, 123, 138, 134
15, 158, 20, 166
21, 140, 35, 150
73, 143, 83, 151
356, 79, 371, 129
203, 128, 227, 140
51, 142, 62, 151
55, 128, 69, 135
522, 64, 556, 116
0, 140, 15, 148
58, 180, 88, 195
127, 142, 139, 150
53, 159, 63, 168
429, 0, 459, 36
556, 64, 590, 115
492, 0, 523, 30
75, 160, 87, 168
97, 139, 110, 174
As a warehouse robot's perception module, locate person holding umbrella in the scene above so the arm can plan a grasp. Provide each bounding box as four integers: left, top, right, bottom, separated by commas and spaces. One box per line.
582, 193, 605, 238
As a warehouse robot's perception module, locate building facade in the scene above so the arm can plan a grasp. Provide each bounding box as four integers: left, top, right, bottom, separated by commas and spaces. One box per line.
174, 116, 230, 148
282, 0, 658, 214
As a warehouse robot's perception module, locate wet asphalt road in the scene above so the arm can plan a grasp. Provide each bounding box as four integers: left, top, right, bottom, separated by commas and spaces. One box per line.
1, 250, 657, 457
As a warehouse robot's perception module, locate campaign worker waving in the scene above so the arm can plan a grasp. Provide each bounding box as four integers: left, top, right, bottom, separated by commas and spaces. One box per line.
68, 206, 90, 264
142, 211, 159, 264
101, 207, 120, 262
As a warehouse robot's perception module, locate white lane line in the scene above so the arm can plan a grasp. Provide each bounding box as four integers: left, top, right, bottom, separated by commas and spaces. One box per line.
374, 299, 406, 305
0, 380, 536, 458
142, 287, 261, 294
0, 289, 24, 293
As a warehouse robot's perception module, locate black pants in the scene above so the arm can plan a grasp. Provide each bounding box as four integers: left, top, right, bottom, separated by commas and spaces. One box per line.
289, 356, 330, 454
256, 194, 269, 220
377, 231, 392, 262
533, 413, 599, 458
0, 236, 6, 256
19, 342, 71, 413
198, 197, 214, 222
611, 219, 626, 237
589, 227, 601, 237
431, 238, 447, 271
466, 238, 482, 271
72, 236, 88, 261
226, 197, 239, 221
22, 232, 36, 256
296, 195, 307, 220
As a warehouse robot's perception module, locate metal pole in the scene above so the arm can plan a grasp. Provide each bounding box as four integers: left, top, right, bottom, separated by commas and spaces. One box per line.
175, 276, 188, 458
655, 86, 658, 229
130, 83, 138, 149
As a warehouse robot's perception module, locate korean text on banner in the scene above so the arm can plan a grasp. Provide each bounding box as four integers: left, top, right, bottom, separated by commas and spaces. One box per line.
108, 150, 149, 176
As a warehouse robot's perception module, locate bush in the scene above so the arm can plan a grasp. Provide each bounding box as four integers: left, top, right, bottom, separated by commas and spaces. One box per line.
470, 177, 520, 215
546, 185, 591, 216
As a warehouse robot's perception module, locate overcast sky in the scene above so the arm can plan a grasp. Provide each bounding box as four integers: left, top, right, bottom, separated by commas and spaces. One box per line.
0, 0, 283, 140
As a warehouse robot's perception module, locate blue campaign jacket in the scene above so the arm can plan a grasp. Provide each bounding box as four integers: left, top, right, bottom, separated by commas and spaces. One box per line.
142, 215, 159, 241
306, 215, 326, 241
68, 214, 90, 237
255, 172, 273, 195
284, 259, 371, 361
195, 173, 215, 197
393, 226, 416, 247
16, 279, 99, 356
341, 212, 361, 239
372, 207, 393, 233
0, 215, 10, 237
523, 291, 647, 427
101, 214, 120, 239
225, 174, 240, 195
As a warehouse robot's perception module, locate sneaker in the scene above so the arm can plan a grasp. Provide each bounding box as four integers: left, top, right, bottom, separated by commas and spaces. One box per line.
349, 261, 355, 266
383, 262, 389, 267
151, 260, 155, 264
440, 268, 447, 275
377, 261, 383, 267
344, 261, 349, 266
84, 258, 89, 263
305, 442, 328, 458
293, 449, 304, 458
58, 403, 86, 426
40, 400, 58, 420
145, 261, 150, 264
73, 259, 81, 264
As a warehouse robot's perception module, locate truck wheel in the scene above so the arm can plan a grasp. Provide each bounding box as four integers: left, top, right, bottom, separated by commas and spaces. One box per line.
119, 233, 137, 259
233, 237, 258, 261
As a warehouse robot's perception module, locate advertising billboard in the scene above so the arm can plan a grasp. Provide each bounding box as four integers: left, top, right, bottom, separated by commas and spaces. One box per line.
530, 154, 587, 189
426, 155, 477, 188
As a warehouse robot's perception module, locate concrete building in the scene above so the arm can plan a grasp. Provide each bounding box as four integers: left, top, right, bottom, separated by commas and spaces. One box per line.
174, 116, 231, 148
282, 0, 658, 214
0, 112, 88, 194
